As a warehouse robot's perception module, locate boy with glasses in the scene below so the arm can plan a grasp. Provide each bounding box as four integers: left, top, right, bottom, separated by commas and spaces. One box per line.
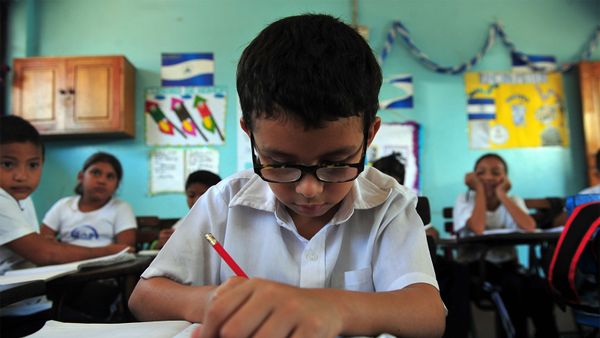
129, 13, 444, 338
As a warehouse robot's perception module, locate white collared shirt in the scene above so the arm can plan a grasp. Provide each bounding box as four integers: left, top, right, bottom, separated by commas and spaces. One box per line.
143, 167, 438, 292
43, 196, 137, 247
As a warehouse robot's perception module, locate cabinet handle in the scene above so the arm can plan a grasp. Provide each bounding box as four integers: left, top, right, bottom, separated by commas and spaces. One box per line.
68, 88, 75, 94
59, 89, 66, 95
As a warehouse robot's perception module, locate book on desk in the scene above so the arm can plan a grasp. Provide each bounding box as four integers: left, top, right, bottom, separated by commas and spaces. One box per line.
0, 249, 135, 285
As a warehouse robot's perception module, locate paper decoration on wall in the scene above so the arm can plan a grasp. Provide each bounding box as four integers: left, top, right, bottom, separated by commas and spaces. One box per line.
145, 87, 226, 146
380, 20, 600, 74
379, 74, 414, 109
367, 122, 420, 193
464, 72, 568, 149
149, 147, 219, 195
511, 52, 556, 73
161, 53, 214, 86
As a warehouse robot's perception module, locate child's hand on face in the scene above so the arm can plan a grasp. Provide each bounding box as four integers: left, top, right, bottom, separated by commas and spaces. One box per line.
494, 177, 511, 197
196, 277, 343, 338
465, 172, 483, 191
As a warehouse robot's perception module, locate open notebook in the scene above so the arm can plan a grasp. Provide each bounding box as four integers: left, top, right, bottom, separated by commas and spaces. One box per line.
27, 320, 398, 338
0, 249, 135, 285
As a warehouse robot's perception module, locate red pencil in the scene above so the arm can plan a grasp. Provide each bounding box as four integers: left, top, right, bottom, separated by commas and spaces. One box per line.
204, 233, 248, 278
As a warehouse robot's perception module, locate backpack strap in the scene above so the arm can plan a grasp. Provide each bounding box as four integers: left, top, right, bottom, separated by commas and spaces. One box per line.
548, 201, 600, 305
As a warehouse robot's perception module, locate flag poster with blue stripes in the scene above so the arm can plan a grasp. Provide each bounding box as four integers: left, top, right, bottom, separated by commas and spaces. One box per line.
464, 72, 568, 149
161, 53, 214, 86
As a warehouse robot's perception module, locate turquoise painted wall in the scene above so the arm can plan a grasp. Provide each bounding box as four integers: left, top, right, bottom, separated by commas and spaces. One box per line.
6, 0, 600, 232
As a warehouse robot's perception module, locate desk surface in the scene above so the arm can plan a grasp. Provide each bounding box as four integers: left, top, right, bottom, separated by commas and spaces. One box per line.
0, 280, 46, 307
46, 255, 152, 288
437, 230, 561, 247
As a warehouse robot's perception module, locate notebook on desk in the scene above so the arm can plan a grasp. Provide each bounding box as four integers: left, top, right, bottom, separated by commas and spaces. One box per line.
0, 249, 135, 285
28, 320, 398, 338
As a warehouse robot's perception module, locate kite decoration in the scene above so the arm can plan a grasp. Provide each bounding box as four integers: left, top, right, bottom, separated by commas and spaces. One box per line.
145, 100, 186, 138
145, 86, 227, 146
194, 95, 225, 141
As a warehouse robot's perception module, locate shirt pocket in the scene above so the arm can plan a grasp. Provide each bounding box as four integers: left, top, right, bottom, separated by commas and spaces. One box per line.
343, 267, 374, 291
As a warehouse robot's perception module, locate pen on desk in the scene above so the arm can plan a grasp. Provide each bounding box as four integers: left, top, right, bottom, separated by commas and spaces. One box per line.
204, 233, 248, 278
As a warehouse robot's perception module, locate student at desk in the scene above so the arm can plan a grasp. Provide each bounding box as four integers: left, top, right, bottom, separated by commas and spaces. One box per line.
156, 170, 222, 249
129, 14, 445, 338
0, 116, 129, 337
453, 153, 558, 338
39, 151, 137, 322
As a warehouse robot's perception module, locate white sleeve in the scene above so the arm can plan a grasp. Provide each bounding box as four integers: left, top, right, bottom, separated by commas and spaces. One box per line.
453, 192, 473, 233
41, 198, 67, 231
0, 191, 35, 246
113, 200, 137, 234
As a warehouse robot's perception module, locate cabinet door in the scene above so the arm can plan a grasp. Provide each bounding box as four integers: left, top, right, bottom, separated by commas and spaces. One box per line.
65, 57, 124, 133
579, 62, 600, 187
12, 58, 67, 133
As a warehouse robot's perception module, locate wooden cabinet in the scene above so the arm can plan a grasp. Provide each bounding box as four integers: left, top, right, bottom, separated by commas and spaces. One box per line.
579, 61, 600, 187
11, 55, 135, 138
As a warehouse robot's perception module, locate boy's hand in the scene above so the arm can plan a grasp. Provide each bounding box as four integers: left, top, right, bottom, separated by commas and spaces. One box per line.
196, 277, 343, 338
495, 177, 511, 198
464, 172, 482, 191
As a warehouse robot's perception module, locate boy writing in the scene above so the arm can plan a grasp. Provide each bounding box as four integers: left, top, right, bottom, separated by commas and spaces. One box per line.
129, 14, 445, 338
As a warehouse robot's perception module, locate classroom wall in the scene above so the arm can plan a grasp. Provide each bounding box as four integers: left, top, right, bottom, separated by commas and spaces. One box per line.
5, 0, 600, 230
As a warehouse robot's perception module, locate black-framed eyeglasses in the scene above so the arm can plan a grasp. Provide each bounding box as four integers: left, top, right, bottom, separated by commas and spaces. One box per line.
250, 131, 367, 183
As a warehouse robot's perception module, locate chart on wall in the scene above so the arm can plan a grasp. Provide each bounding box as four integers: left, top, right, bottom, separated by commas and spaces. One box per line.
149, 148, 219, 195
367, 122, 420, 194
145, 86, 226, 146
464, 72, 568, 149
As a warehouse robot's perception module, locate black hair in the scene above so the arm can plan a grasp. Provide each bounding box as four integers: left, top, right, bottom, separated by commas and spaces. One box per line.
237, 13, 382, 132
74, 152, 123, 195
0, 115, 45, 158
595, 149, 600, 172
185, 170, 222, 190
474, 153, 508, 174
372, 152, 406, 184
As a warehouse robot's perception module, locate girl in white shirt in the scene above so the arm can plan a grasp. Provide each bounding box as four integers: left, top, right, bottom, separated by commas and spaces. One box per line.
41, 152, 136, 247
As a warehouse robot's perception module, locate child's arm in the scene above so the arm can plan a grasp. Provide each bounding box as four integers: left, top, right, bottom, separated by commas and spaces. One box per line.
465, 172, 487, 234
130, 277, 445, 338
40, 224, 58, 241
115, 228, 136, 247
495, 178, 536, 231
6, 232, 131, 265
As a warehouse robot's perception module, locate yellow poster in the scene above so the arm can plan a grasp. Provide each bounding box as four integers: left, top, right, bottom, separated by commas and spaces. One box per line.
464, 72, 568, 149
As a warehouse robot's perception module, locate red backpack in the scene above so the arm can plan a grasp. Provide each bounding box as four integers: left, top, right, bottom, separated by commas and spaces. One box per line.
548, 201, 600, 312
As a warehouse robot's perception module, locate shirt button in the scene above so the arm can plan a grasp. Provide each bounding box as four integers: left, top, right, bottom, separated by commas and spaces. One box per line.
306, 252, 318, 261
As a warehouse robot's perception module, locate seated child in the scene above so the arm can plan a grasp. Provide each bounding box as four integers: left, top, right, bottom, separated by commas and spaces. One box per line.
372, 152, 471, 338
156, 170, 222, 249
0, 116, 129, 337
453, 153, 558, 338
129, 14, 445, 338
39, 151, 136, 321
41, 151, 137, 247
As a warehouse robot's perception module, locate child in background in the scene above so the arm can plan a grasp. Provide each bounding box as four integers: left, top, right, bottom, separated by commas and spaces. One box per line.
40, 151, 137, 321
0, 116, 129, 337
129, 14, 445, 338
372, 152, 471, 338
453, 153, 558, 338
41, 151, 137, 247
156, 170, 222, 249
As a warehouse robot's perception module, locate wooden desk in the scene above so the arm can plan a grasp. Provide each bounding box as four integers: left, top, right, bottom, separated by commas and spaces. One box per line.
438, 230, 560, 247
0, 280, 46, 308
45, 255, 153, 321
